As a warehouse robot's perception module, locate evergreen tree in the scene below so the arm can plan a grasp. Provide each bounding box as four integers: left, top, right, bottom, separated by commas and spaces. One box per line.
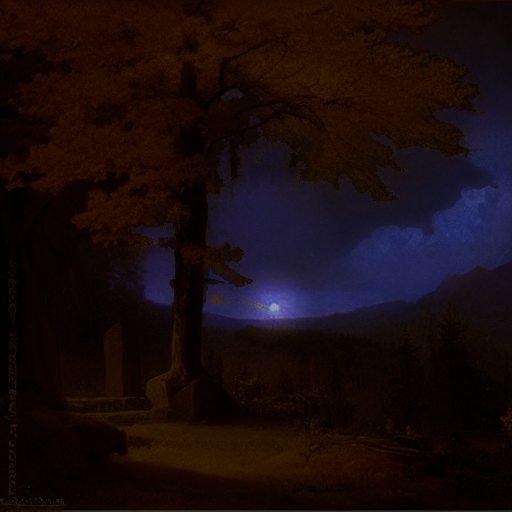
399, 327, 422, 429
431, 303, 472, 436
388, 326, 422, 433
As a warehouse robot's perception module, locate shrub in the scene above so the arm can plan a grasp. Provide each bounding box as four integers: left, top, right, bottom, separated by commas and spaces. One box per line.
232, 373, 332, 426
293, 389, 335, 462
232, 372, 267, 416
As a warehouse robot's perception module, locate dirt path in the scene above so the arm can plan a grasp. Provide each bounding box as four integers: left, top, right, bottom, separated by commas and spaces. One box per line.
55, 419, 483, 510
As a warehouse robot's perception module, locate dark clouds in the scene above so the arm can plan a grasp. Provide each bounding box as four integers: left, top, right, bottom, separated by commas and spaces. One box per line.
206, 139, 493, 284
141, 2, 512, 319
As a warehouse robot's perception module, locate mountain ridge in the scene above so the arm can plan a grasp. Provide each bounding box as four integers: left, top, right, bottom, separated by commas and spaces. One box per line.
141, 261, 511, 346
202, 261, 512, 345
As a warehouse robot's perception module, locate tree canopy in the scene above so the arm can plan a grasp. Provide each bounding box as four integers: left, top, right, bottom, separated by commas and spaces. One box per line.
0, 0, 483, 413
0, 0, 478, 255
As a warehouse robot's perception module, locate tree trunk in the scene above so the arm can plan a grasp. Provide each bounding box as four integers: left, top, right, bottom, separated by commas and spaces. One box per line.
144, 178, 240, 420
145, 117, 237, 417
168, 180, 209, 388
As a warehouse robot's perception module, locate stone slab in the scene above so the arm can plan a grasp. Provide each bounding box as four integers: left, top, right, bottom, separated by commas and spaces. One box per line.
67, 396, 151, 414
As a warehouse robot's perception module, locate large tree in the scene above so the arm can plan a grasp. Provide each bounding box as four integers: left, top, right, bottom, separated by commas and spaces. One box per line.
0, 0, 478, 410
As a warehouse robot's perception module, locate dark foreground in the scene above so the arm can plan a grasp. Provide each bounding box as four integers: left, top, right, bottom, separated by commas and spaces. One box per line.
5, 417, 512, 510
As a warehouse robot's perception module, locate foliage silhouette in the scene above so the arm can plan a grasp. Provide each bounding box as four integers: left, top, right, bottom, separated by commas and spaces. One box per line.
1, 0, 480, 408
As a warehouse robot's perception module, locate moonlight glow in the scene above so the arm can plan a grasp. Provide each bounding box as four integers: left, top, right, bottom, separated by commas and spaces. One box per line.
269, 302, 280, 313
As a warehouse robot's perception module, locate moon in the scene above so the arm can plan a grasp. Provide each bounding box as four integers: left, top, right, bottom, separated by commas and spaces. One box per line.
269, 302, 280, 313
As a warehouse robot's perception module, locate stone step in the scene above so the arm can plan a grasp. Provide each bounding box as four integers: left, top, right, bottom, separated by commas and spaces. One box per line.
67, 396, 152, 414
76, 410, 152, 426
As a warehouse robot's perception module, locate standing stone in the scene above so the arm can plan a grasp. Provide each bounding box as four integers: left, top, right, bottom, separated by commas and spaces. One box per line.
103, 315, 143, 397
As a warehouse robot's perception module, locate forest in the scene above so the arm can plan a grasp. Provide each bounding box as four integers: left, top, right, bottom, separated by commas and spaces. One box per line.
1, 0, 511, 508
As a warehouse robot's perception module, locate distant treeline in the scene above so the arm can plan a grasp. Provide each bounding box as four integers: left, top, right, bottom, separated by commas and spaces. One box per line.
201, 304, 511, 439
58, 297, 511, 440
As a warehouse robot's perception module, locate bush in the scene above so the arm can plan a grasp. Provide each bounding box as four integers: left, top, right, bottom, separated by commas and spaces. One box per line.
232, 372, 267, 416
232, 373, 332, 427
232, 372, 301, 420
293, 388, 335, 462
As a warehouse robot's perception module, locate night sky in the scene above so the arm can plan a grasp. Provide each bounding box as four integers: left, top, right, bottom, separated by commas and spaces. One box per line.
139, 1, 512, 320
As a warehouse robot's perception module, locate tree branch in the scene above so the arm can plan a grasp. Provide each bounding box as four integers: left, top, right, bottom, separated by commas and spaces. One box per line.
210, 36, 289, 108
208, 260, 252, 287
205, 106, 318, 158
158, 237, 251, 286
206, 241, 244, 263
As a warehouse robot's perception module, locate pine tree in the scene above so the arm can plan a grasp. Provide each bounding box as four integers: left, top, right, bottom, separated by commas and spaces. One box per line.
388, 327, 422, 433
399, 327, 422, 429
431, 303, 472, 436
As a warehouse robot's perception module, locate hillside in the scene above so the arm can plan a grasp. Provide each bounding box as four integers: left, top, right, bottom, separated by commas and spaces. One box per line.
199, 261, 512, 344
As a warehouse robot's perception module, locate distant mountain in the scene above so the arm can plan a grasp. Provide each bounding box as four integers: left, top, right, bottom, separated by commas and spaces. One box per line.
203, 261, 512, 345
415, 261, 512, 345
203, 312, 260, 331
418, 262, 512, 319
140, 261, 512, 346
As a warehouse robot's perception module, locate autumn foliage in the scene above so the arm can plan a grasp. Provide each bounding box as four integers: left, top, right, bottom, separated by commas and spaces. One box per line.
0, 0, 479, 390
1, 0, 477, 244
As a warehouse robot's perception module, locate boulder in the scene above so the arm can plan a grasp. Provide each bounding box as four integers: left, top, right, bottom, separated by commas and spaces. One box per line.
5, 396, 128, 489
145, 371, 176, 411
169, 376, 239, 422
60, 413, 127, 459
146, 372, 239, 422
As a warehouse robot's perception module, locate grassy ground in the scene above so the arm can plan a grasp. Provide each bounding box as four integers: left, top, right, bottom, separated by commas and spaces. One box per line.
18, 416, 510, 510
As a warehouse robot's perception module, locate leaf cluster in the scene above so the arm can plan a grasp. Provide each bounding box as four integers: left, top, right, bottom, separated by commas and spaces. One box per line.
0, 0, 478, 245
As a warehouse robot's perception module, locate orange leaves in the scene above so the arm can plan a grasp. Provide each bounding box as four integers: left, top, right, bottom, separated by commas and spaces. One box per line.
1, 0, 479, 239
153, 236, 252, 286
72, 183, 182, 246
208, 260, 253, 287
204, 241, 252, 287
206, 241, 245, 264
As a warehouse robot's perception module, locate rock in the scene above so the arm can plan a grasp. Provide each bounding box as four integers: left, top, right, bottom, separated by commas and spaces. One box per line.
66, 413, 128, 460
66, 396, 151, 414
1, 395, 127, 494
22, 407, 127, 463
145, 371, 182, 410
169, 376, 239, 422
146, 372, 239, 422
